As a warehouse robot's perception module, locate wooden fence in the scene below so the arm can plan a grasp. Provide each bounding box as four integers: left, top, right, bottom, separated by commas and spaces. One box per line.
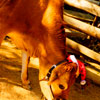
64, 0, 100, 63
64, 0, 100, 84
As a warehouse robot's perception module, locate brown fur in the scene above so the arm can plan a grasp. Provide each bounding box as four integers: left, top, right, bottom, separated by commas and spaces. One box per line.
0, 0, 77, 100
48, 62, 77, 99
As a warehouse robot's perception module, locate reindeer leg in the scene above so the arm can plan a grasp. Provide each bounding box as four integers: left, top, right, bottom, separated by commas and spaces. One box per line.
40, 81, 54, 100
21, 51, 31, 90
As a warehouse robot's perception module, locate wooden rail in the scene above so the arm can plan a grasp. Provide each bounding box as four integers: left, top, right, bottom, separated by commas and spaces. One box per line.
64, 14, 100, 39
66, 38, 100, 62
64, 0, 100, 17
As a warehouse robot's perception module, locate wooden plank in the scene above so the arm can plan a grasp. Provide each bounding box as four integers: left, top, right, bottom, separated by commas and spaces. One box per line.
64, 0, 100, 17
64, 11, 93, 22
86, 65, 100, 85
86, 61, 100, 70
65, 28, 87, 38
66, 38, 100, 62
64, 15, 100, 39
88, 0, 100, 5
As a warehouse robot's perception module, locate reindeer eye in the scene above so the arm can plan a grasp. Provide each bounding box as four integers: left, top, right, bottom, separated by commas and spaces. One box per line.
59, 84, 65, 90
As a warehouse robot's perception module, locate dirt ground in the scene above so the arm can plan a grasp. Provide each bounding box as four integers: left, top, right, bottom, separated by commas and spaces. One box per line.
0, 40, 100, 100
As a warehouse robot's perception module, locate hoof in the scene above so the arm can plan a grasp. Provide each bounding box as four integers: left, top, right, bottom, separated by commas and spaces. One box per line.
22, 84, 32, 90
41, 95, 47, 100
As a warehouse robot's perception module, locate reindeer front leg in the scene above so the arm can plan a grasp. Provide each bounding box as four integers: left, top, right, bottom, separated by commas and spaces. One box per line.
40, 80, 54, 100
21, 51, 31, 89
39, 58, 54, 100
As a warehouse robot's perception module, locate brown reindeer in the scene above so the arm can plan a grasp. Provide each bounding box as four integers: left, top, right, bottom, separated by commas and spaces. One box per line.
0, 0, 78, 100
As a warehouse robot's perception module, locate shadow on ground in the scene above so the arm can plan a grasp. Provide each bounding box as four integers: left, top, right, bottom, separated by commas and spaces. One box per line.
0, 40, 42, 100
0, 40, 100, 100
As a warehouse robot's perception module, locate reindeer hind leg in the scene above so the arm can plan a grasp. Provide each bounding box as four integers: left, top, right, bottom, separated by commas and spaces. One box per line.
21, 50, 32, 90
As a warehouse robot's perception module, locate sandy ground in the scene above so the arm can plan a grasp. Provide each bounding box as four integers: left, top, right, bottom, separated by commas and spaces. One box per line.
0, 40, 100, 100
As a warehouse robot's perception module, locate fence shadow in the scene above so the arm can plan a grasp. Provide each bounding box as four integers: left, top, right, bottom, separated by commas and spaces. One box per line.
0, 40, 42, 99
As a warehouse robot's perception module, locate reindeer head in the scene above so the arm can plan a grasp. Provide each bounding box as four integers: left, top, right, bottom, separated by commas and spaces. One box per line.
48, 62, 77, 100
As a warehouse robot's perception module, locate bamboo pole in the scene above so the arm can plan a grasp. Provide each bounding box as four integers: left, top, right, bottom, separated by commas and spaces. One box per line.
66, 38, 100, 62
64, 15, 100, 39
64, 0, 100, 17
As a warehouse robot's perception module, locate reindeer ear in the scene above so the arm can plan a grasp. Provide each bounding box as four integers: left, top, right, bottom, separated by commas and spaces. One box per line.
70, 63, 77, 73
48, 70, 58, 85
65, 63, 77, 72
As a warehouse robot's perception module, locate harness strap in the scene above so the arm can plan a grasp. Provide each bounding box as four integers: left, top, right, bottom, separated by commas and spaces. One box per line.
45, 59, 68, 80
